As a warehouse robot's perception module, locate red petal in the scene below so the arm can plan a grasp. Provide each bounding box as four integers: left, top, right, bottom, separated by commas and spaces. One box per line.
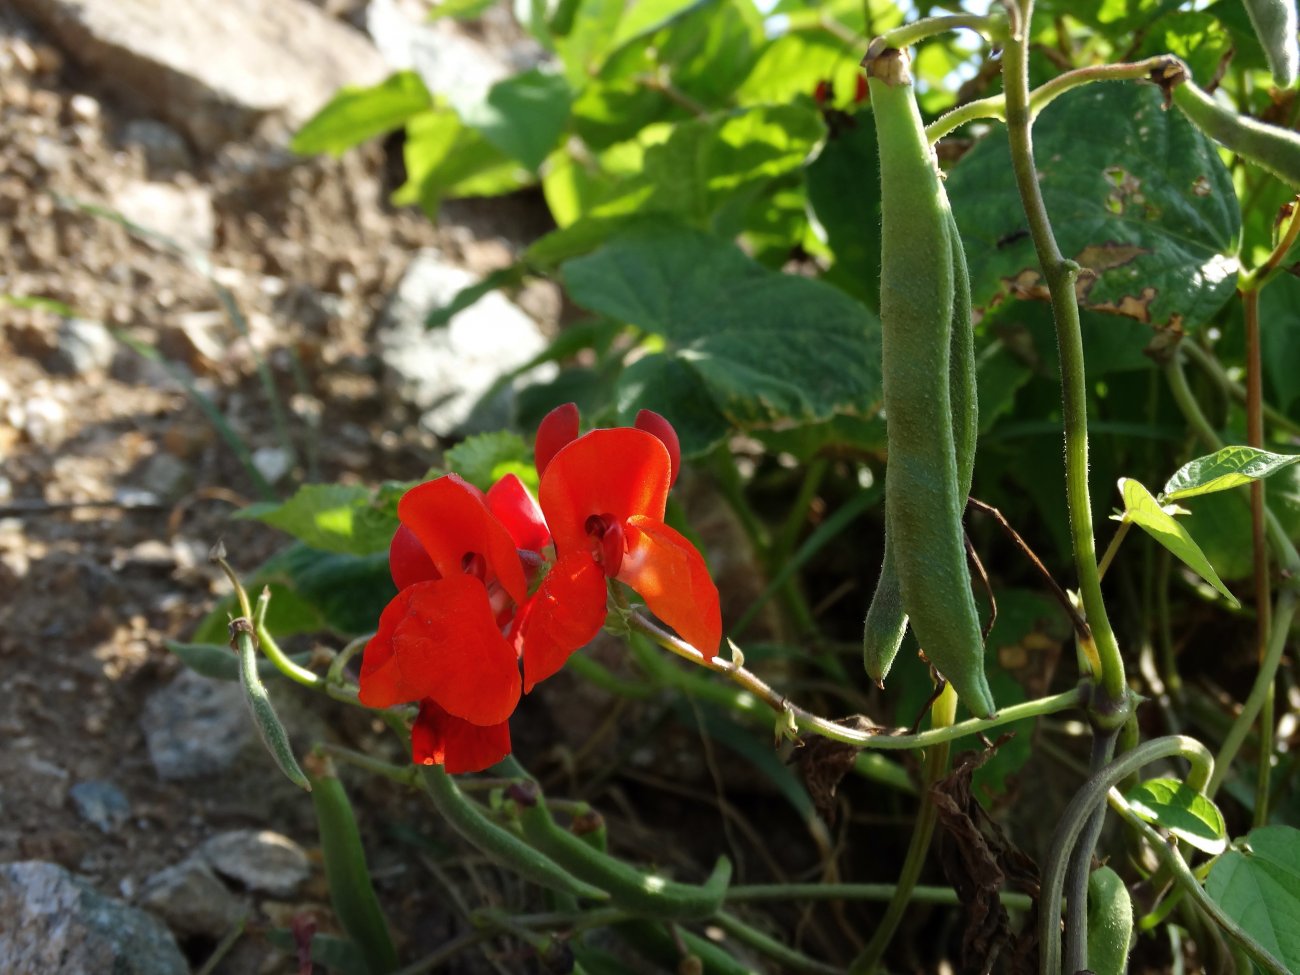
389, 524, 440, 591
411, 699, 512, 774
534, 402, 580, 476
487, 473, 551, 552
634, 409, 681, 487
517, 552, 608, 691
619, 516, 721, 658
398, 475, 528, 607
357, 576, 522, 724
539, 429, 671, 559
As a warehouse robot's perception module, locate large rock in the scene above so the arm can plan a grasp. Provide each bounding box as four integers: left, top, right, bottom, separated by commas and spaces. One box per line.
376, 249, 554, 435
140, 669, 253, 781
0, 861, 188, 975
11, 0, 387, 150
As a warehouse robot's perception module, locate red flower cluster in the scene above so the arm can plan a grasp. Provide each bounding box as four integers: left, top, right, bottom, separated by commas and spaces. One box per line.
358, 405, 722, 773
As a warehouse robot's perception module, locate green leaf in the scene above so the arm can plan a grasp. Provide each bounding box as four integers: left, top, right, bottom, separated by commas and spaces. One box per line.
1124, 777, 1227, 854
947, 83, 1241, 331
1205, 825, 1300, 971
1261, 274, 1300, 415
1163, 446, 1300, 501
444, 431, 537, 492
609, 0, 713, 51
616, 353, 732, 456
396, 109, 528, 215
1, 293, 77, 315
291, 71, 431, 156
429, 0, 499, 19
1134, 11, 1233, 86
805, 108, 881, 310
1117, 477, 1239, 606
238, 484, 398, 556
563, 221, 881, 433
461, 68, 573, 172
736, 30, 862, 108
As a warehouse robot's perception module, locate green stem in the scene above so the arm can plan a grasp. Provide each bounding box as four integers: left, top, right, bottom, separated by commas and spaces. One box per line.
712, 912, 841, 975
849, 684, 958, 975
316, 743, 418, 786
876, 12, 1000, 50
725, 882, 1033, 911
1208, 588, 1297, 798
628, 609, 1084, 749
1096, 521, 1132, 582
1003, 0, 1128, 712
1062, 727, 1119, 973
1180, 339, 1300, 439
1038, 735, 1215, 975
1109, 790, 1290, 975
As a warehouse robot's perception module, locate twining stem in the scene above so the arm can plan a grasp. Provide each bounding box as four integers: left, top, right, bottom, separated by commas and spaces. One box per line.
1038, 736, 1215, 975
1002, 0, 1128, 713
926, 56, 1182, 142
1063, 727, 1119, 973
876, 13, 1000, 51
849, 683, 958, 975
627, 609, 1084, 749
1242, 285, 1275, 826
1208, 588, 1298, 798
1109, 790, 1290, 975
726, 883, 1033, 911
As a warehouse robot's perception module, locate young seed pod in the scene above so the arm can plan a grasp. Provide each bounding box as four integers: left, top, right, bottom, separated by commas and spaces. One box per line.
865, 45, 995, 718
1244, 0, 1299, 88
1169, 69, 1300, 187
1085, 865, 1134, 975
864, 208, 978, 685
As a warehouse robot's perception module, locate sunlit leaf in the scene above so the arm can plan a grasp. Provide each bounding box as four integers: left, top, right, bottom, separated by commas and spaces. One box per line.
1117, 477, 1239, 605
1162, 446, 1300, 501
1124, 777, 1227, 854
291, 71, 431, 156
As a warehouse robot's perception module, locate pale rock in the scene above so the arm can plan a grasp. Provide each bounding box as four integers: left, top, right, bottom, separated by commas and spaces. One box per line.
121, 118, 192, 175
199, 829, 310, 898
0, 861, 187, 975
112, 181, 214, 255
10, 0, 387, 150
139, 857, 246, 937
140, 670, 253, 781
251, 446, 294, 485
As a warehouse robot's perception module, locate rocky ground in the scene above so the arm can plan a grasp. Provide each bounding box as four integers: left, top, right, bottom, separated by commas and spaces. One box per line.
0, 1, 573, 971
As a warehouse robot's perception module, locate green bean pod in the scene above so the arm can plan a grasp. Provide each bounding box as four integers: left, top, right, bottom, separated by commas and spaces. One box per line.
308, 759, 399, 975
1170, 72, 1300, 187
417, 766, 611, 901
517, 800, 732, 920
863, 208, 978, 686
1085, 865, 1134, 975
865, 46, 994, 718
1244, 0, 1299, 88
231, 619, 311, 791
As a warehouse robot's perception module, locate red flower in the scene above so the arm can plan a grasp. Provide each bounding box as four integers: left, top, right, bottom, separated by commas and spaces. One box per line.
359, 473, 547, 774
516, 404, 722, 691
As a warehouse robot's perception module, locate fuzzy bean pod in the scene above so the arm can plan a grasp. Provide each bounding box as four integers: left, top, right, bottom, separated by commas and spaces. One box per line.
864, 46, 994, 718
308, 759, 399, 975
517, 799, 732, 920
863, 208, 978, 686
1244, 0, 1299, 88
1170, 70, 1300, 187
231, 619, 312, 791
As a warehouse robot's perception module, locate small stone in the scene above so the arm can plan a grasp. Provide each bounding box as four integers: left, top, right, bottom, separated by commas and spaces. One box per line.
141, 670, 253, 782
121, 119, 193, 175
251, 446, 294, 485
18, 396, 67, 446
68, 93, 101, 122
68, 781, 131, 834
199, 830, 310, 898
134, 452, 192, 502
48, 318, 116, 375
112, 181, 215, 255
0, 861, 188, 975
139, 858, 246, 937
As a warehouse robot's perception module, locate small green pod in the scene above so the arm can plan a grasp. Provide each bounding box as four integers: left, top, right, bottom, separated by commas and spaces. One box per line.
309, 761, 399, 975
1086, 865, 1134, 975
518, 800, 732, 920
866, 46, 994, 718
1171, 72, 1300, 187
231, 620, 311, 792
864, 208, 978, 685
1244, 0, 1299, 88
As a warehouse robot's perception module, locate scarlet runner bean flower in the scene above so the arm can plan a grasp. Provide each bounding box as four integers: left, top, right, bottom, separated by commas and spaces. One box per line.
515, 403, 722, 691
358, 472, 547, 774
